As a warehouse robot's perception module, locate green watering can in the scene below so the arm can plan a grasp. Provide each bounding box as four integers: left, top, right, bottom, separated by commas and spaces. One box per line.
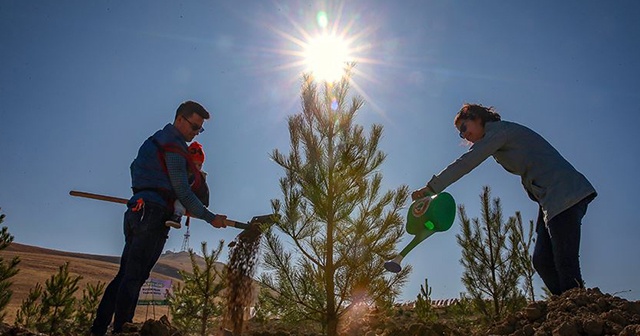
384, 192, 456, 273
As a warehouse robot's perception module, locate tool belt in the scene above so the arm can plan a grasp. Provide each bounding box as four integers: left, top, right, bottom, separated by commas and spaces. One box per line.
132, 187, 176, 212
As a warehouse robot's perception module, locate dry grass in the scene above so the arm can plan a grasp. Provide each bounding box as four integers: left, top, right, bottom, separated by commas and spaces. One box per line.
0, 242, 208, 325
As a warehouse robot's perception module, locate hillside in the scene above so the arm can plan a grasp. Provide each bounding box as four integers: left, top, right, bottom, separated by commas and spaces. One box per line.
0, 242, 225, 324
2, 243, 640, 335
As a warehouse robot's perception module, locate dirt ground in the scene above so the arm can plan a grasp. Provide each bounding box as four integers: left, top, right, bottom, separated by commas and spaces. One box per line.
327, 288, 640, 336
484, 287, 640, 336
2, 286, 639, 336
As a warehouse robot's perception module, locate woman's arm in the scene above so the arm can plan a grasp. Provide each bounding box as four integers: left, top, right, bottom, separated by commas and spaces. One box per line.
426, 125, 507, 193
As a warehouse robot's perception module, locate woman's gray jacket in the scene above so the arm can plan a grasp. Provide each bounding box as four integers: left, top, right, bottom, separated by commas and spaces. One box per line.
426, 121, 596, 222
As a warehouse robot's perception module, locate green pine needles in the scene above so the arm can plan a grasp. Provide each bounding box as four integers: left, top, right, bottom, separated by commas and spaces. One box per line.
0, 213, 20, 322
456, 186, 529, 323
414, 278, 437, 323
168, 241, 226, 336
14, 261, 105, 335
260, 66, 410, 336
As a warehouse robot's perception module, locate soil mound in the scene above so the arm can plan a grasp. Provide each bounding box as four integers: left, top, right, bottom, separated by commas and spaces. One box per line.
488, 287, 640, 336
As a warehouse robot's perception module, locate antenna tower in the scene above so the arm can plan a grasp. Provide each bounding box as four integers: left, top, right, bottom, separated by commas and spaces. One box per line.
180, 220, 191, 252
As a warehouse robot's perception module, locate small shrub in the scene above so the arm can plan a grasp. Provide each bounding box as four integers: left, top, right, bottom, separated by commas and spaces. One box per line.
414, 278, 437, 323
15, 283, 43, 329
73, 281, 105, 333
0, 213, 21, 322
36, 262, 82, 335
167, 241, 226, 336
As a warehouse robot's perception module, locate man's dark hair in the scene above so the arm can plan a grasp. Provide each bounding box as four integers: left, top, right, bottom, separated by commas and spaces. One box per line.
175, 101, 210, 121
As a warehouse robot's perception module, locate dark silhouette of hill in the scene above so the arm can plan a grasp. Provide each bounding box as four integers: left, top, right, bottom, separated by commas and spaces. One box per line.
6, 242, 121, 263
4, 242, 225, 281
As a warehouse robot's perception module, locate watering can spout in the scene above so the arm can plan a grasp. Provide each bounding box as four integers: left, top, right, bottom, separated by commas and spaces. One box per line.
384, 192, 456, 273
384, 255, 404, 273
384, 229, 435, 273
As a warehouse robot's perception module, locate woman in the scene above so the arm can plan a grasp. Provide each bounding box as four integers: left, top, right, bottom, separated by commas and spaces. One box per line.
413, 103, 596, 295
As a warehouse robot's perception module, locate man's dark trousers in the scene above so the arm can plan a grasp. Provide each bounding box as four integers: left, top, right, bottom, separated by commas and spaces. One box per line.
90, 202, 170, 335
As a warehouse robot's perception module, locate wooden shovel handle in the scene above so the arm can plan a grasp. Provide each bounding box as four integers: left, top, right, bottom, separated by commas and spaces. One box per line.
69, 190, 128, 204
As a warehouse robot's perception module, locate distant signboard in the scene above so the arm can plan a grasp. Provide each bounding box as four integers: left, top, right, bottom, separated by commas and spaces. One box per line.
138, 278, 172, 306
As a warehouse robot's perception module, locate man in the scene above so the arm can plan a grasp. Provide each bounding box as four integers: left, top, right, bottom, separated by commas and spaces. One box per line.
90, 101, 228, 335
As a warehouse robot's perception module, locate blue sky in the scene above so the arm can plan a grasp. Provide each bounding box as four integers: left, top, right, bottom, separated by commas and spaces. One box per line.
1, 1, 639, 303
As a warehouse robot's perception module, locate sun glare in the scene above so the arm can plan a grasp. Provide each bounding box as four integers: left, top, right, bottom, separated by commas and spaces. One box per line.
257, 5, 387, 115
304, 34, 351, 83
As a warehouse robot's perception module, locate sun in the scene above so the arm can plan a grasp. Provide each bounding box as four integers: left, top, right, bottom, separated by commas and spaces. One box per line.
262, 9, 365, 84
304, 33, 352, 83
253, 5, 389, 115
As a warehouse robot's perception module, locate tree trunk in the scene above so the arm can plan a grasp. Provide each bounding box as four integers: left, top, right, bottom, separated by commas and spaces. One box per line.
327, 311, 339, 336
325, 214, 337, 336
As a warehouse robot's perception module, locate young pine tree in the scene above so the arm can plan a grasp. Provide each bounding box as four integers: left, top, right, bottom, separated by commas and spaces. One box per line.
15, 282, 43, 330
168, 241, 226, 336
443, 292, 476, 329
36, 262, 82, 336
73, 281, 105, 334
456, 186, 526, 323
261, 67, 410, 336
511, 211, 537, 302
414, 278, 437, 323
0, 213, 20, 322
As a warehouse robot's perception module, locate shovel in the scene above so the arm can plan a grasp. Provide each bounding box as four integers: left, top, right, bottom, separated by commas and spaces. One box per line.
69, 190, 278, 236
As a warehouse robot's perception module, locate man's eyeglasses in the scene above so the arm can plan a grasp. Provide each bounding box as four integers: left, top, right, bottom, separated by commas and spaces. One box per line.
458, 121, 467, 139
182, 116, 205, 134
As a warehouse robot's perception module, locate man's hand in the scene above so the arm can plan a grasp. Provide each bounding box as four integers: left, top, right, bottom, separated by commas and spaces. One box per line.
210, 214, 228, 228
411, 186, 434, 201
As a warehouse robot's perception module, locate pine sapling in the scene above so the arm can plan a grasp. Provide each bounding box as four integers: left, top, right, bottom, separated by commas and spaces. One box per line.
168, 241, 226, 336
37, 262, 82, 336
0, 216, 20, 322
511, 211, 536, 302
73, 281, 105, 333
15, 283, 43, 330
414, 278, 437, 322
456, 186, 526, 324
263, 66, 411, 336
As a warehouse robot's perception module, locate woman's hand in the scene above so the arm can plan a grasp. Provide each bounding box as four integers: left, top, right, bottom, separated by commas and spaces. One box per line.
411, 186, 434, 201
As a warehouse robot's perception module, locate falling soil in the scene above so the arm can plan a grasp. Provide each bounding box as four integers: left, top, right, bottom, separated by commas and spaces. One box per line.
223, 222, 263, 336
